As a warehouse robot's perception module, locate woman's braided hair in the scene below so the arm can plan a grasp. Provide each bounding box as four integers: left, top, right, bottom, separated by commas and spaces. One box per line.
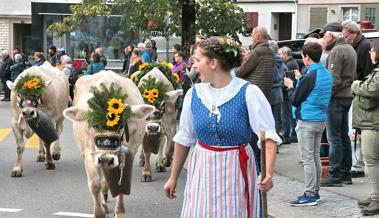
198, 36, 242, 71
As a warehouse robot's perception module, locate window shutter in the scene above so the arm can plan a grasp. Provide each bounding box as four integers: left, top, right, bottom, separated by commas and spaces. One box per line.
309, 7, 327, 31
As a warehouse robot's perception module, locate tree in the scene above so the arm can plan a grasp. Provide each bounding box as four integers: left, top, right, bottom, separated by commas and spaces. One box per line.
48, 0, 251, 50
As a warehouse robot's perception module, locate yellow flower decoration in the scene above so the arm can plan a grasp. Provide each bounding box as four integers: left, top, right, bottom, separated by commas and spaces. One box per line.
107, 98, 125, 114
147, 97, 156, 104
130, 74, 136, 81
162, 61, 172, 70
106, 112, 121, 127
150, 88, 159, 98
139, 63, 148, 71
23, 78, 41, 89
173, 73, 180, 82
143, 89, 150, 98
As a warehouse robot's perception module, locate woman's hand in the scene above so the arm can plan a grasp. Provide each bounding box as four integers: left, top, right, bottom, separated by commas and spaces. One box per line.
294, 69, 301, 80
284, 77, 294, 89
258, 174, 273, 193
164, 177, 177, 199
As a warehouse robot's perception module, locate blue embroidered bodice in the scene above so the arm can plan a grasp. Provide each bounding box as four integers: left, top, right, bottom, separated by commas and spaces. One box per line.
191, 83, 251, 146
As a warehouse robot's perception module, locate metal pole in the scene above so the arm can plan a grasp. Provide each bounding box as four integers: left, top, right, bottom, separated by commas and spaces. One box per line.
260, 130, 268, 218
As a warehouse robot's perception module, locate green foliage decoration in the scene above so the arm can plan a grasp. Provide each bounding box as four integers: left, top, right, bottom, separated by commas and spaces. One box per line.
85, 83, 133, 132
131, 61, 179, 89
15, 74, 47, 99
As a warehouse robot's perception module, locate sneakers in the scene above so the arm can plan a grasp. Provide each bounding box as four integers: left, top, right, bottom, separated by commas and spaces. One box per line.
291, 193, 318, 206
362, 200, 379, 216
341, 174, 353, 185
351, 170, 365, 178
320, 176, 343, 187
358, 197, 372, 208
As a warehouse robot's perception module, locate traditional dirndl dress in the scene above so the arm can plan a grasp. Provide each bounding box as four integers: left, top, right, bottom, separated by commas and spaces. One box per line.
180, 81, 262, 218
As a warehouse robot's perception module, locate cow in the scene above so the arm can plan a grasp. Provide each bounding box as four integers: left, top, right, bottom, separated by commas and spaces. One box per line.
137, 67, 182, 182
6, 62, 69, 177
63, 71, 154, 218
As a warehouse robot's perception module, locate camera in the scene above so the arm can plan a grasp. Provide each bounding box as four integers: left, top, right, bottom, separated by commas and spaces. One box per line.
285, 70, 295, 79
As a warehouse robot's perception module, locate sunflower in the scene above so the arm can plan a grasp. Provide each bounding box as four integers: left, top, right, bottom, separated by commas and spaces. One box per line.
107, 98, 125, 114
24, 78, 41, 89
139, 63, 148, 71
143, 89, 150, 98
130, 74, 136, 81
147, 97, 156, 104
150, 88, 159, 98
106, 112, 121, 127
173, 73, 180, 82
162, 61, 172, 70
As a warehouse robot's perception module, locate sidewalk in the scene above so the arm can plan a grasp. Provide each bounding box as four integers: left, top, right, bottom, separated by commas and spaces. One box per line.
268, 142, 377, 218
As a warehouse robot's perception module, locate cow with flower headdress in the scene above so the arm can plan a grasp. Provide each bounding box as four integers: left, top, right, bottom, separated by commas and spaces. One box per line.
6, 62, 69, 177
131, 63, 182, 182
63, 70, 155, 218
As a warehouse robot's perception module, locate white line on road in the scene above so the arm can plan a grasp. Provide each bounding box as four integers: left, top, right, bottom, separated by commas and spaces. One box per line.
0, 208, 23, 212
54, 212, 93, 217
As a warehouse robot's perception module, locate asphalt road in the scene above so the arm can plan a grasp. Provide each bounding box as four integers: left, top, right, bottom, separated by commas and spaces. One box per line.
0, 100, 185, 218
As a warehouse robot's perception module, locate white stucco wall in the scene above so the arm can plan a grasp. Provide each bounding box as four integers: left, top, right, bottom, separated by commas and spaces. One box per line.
238, 2, 297, 45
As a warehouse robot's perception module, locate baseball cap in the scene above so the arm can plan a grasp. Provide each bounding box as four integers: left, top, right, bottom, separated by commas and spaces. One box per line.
319, 22, 342, 34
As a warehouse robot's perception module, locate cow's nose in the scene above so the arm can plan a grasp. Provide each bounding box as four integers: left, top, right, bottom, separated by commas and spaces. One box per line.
148, 125, 159, 132
22, 110, 35, 118
98, 156, 114, 166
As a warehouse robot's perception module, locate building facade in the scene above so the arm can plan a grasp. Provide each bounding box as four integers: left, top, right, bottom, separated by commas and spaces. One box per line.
237, 0, 298, 41
0, 0, 32, 57
298, 0, 379, 36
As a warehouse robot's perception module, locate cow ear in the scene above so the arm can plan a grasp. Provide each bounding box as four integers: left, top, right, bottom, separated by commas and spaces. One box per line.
45, 80, 52, 87
63, 106, 86, 122
6, 81, 15, 91
166, 89, 183, 104
130, 104, 155, 119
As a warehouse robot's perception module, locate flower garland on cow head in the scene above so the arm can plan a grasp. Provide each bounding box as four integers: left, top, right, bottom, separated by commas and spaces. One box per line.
85, 83, 133, 132
131, 61, 179, 89
15, 74, 47, 99
139, 76, 169, 107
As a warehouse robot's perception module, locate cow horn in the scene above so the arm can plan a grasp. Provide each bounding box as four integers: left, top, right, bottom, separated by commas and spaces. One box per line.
124, 122, 129, 142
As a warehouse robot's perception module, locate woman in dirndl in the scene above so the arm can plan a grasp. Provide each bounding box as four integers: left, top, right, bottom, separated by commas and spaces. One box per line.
164, 36, 281, 218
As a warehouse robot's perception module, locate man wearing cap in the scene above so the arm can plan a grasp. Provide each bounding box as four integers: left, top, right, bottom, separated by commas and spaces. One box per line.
320, 22, 357, 187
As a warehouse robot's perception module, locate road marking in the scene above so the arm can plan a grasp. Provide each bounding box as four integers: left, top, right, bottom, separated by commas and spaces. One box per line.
0, 128, 11, 141
0, 208, 23, 212
54, 212, 93, 217
25, 134, 39, 148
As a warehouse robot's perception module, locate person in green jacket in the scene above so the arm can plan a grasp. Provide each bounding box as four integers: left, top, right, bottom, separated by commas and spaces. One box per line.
84, 52, 105, 75
352, 40, 379, 216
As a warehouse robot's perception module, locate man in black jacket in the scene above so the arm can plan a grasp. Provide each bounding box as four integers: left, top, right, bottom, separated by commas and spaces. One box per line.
342, 20, 373, 178
0, 49, 14, 101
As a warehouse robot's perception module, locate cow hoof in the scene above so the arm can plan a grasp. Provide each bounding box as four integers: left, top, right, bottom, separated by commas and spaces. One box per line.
163, 157, 172, 167
141, 175, 152, 182
11, 169, 23, 177
52, 153, 61, 161
36, 155, 45, 162
114, 213, 126, 218
156, 165, 166, 172
139, 159, 145, 167
45, 162, 56, 170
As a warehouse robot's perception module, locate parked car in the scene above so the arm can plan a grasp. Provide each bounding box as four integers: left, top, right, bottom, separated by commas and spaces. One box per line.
277, 31, 379, 69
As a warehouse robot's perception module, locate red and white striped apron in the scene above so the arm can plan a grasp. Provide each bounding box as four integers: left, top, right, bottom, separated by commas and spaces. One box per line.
181, 141, 262, 218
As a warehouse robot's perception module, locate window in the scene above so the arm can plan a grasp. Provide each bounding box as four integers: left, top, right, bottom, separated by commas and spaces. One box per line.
245, 12, 258, 28
343, 7, 359, 21
365, 8, 376, 26
309, 7, 327, 31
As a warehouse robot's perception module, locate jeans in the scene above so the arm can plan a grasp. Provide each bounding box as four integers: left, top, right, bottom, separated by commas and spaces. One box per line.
361, 130, 379, 201
281, 89, 297, 141
296, 120, 325, 194
1, 78, 10, 99
327, 97, 353, 178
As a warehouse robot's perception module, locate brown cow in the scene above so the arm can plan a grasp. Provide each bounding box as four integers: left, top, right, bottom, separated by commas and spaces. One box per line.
64, 71, 154, 218
6, 62, 69, 177
137, 68, 182, 182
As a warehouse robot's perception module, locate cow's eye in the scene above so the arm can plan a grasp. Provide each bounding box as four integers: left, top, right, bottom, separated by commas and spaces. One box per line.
19, 100, 25, 108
